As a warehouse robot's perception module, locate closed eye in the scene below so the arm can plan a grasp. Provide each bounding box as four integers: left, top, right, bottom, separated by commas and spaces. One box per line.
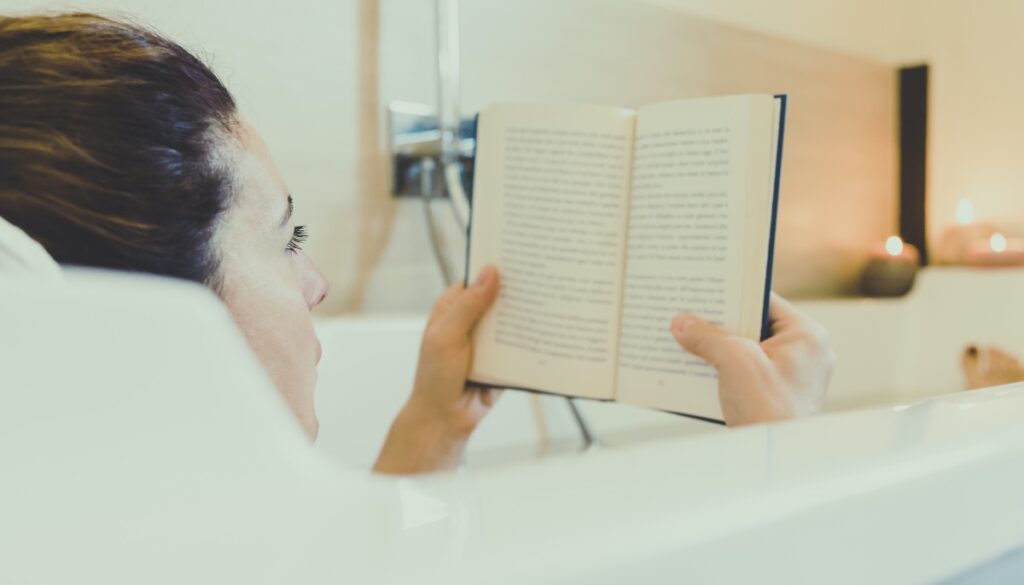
286, 225, 308, 254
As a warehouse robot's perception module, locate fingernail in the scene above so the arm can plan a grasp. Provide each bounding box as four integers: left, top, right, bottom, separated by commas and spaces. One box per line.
473, 266, 495, 288
671, 314, 691, 334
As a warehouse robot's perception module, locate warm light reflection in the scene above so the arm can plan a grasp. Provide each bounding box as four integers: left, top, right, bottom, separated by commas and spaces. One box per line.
885, 235, 904, 256
956, 199, 976, 225
991, 233, 1008, 253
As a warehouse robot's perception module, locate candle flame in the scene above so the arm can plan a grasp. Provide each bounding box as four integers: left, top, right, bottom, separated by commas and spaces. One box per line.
956, 199, 975, 225
991, 233, 1008, 253
885, 235, 904, 256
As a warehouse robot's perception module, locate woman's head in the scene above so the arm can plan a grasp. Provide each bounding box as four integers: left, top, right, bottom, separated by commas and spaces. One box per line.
0, 14, 328, 437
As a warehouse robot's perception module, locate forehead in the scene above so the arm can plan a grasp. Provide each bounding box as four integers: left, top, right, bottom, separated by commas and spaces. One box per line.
225, 120, 291, 229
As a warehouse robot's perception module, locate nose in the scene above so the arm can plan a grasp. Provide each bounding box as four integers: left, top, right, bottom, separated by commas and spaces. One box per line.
299, 252, 330, 310
313, 274, 330, 308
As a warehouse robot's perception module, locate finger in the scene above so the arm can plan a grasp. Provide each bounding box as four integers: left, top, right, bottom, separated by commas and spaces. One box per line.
766, 292, 816, 339
479, 387, 503, 408
670, 313, 731, 367
768, 292, 801, 325
427, 282, 465, 326
441, 265, 500, 334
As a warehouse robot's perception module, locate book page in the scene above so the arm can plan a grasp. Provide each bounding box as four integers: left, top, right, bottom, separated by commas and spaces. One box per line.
467, 104, 635, 400
614, 95, 777, 418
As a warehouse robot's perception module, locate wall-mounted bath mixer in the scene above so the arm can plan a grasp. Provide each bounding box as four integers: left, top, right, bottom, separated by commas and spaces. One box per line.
388, 101, 476, 202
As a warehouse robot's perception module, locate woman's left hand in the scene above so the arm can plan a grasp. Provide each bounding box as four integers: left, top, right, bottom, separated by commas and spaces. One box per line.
670, 293, 833, 427
373, 266, 501, 474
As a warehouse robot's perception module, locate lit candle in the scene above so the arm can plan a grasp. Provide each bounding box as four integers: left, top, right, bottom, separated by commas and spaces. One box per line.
965, 232, 1024, 267
956, 198, 976, 225
936, 198, 997, 265
886, 235, 906, 256
861, 235, 920, 297
992, 233, 1008, 253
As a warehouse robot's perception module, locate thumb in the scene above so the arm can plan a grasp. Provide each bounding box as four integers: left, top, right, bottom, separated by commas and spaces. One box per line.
670, 313, 731, 366
443, 265, 500, 334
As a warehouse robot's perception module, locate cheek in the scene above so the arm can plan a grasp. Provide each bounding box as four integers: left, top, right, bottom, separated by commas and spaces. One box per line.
223, 276, 321, 437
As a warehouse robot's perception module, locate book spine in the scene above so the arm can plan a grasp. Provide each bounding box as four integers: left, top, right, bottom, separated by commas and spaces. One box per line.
761, 95, 788, 341
462, 112, 481, 288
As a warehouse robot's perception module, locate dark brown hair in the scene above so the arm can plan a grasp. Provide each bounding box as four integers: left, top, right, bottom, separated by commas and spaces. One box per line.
0, 13, 238, 286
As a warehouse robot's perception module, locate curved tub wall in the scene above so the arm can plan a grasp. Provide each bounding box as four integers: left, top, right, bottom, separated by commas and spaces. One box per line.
314, 268, 1024, 466
4, 270, 1024, 584
800, 268, 1024, 409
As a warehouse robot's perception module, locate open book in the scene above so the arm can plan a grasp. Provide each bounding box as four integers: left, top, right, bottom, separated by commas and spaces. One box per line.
464, 94, 786, 422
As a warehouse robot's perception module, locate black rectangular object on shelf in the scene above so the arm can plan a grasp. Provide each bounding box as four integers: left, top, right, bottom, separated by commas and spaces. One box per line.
899, 64, 929, 265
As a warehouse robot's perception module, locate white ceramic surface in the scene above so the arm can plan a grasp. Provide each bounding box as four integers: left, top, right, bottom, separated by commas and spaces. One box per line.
4, 270, 1024, 584
314, 267, 1024, 468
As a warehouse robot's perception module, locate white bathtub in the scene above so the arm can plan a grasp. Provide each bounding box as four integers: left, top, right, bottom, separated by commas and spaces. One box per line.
801, 268, 1024, 408
313, 267, 1024, 467
6, 269, 1024, 584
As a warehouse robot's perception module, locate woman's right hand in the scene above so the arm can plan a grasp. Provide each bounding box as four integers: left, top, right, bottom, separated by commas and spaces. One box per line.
373, 266, 500, 475
670, 293, 834, 426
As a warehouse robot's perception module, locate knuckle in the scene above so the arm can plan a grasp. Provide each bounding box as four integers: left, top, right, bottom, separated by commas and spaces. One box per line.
713, 337, 758, 361
734, 337, 761, 354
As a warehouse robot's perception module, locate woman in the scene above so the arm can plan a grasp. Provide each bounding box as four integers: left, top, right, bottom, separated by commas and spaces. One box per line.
0, 14, 834, 474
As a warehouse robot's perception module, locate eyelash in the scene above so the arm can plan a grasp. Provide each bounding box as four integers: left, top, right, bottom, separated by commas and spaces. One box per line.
286, 225, 308, 254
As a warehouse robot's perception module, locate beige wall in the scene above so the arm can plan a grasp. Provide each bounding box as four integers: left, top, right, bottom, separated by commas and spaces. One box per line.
666, 0, 1024, 257
899, 0, 1024, 249
382, 0, 901, 300
634, 0, 915, 63
9, 0, 1022, 311
7, 0, 917, 310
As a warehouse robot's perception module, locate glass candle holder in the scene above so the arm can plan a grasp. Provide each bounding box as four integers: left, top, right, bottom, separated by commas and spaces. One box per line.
861, 236, 919, 297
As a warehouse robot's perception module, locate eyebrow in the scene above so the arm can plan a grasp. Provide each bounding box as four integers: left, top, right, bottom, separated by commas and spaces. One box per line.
279, 195, 293, 229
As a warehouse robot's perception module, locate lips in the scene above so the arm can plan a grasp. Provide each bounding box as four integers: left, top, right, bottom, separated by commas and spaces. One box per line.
315, 339, 323, 364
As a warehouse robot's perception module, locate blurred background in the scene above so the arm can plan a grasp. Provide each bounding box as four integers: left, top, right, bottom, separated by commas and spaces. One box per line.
4, 0, 1023, 313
